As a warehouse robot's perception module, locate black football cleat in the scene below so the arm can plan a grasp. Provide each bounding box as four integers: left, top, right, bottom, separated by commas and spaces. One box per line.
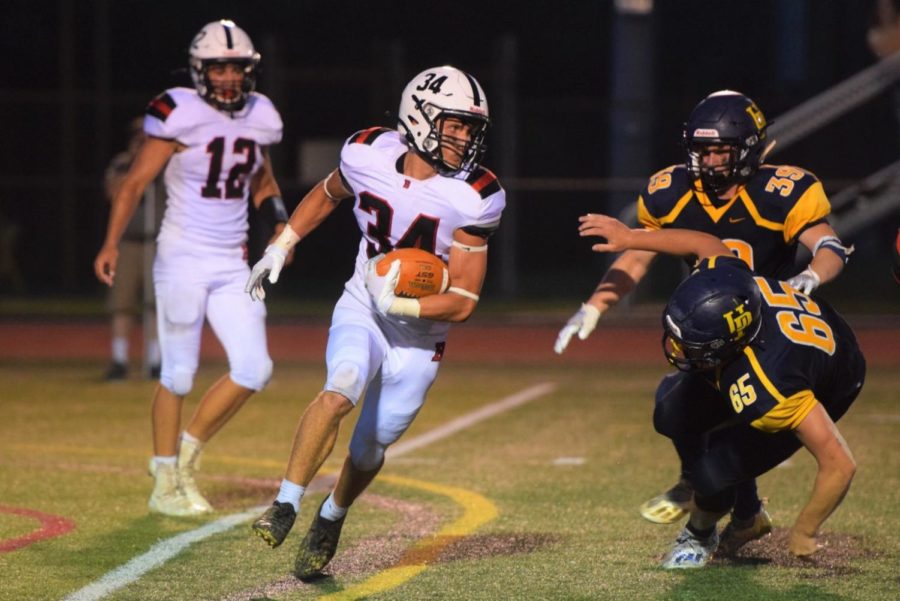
293, 500, 346, 581
104, 362, 128, 381
252, 501, 297, 548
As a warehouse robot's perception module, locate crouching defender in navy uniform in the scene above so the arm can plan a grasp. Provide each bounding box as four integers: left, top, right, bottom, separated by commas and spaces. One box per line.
578, 214, 865, 568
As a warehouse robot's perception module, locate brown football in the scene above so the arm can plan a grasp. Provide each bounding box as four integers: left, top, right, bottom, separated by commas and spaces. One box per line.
376, 248, 449, 298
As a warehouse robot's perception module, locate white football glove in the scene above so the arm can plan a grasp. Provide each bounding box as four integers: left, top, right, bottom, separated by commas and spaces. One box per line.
787, 267, 821, 295
245, 244, 288, 301
554, 303, 602, 354
364, 255, 402, 315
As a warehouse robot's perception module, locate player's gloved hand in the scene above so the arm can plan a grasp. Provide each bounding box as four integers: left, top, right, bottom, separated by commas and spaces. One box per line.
787, 267, 821, 295
554, 303, 602, 354
245, 244, 288, 301
364, 255, 402, 315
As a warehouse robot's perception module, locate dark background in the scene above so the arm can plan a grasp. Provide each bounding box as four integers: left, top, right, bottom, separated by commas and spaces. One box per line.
1, 0, 897, 308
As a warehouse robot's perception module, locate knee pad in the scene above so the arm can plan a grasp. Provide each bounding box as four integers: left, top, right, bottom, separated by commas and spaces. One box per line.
164, 368, 194, 396
653, 397, 686, 439
231, 357, 273, 391
325, 362, 364, 405
690, 451, 737, 499
653, 375, 680, 431
349, 438, 385, 472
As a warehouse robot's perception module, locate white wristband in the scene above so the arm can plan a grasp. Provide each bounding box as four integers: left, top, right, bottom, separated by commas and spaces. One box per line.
388, 297, 421, 318
273, 224, 300, 253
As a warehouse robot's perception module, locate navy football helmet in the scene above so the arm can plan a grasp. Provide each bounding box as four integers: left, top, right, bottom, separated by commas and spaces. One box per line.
683, 90, 769, 194
662, 264, 762, 372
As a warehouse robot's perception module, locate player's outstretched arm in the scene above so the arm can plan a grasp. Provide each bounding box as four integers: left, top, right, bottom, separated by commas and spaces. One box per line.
790, 402, 857, 557
554, 249, 656, 354
578, 213, 729, 259
555, 213, 660, 354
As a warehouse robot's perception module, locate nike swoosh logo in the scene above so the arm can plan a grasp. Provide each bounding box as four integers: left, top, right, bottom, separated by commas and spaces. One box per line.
728, 217, 745, 223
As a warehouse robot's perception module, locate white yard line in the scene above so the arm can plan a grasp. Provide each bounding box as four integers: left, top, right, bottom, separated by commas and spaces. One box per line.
62, 507, 265, 601
386, 381, 557, 458
62, 381, 556, 601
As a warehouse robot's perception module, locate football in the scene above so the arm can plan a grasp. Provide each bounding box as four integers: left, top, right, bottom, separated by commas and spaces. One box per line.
376, 248, 449, 298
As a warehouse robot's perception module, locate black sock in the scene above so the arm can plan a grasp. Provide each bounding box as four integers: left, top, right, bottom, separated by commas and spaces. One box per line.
732, 480, 761, 521
686, 522, 716, 540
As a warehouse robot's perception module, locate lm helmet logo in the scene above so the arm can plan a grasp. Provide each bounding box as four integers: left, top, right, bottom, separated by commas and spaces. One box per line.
745, 103, 766, 131
723, 303, 754, 339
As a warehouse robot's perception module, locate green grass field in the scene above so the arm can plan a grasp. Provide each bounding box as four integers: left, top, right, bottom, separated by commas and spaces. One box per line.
1, 357, 898, 600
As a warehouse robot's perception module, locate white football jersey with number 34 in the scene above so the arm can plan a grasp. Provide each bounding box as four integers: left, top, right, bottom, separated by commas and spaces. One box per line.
338, 127, 505, 334
144, 87, 282, 249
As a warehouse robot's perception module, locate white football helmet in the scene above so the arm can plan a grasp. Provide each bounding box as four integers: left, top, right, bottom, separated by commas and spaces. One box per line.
188, 19, 260, 112
397, 66, 490, 175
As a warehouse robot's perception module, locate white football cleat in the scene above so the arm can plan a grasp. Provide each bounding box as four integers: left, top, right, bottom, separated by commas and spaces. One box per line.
177, 438, 214, 514
661, 527, 719, 569
148, 462, 205, 517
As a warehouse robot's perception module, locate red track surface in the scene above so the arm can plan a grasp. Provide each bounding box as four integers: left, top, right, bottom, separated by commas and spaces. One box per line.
0, 320, 897, 366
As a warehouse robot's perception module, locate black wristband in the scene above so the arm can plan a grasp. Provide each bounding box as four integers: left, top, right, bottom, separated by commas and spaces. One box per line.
259, 195, 288, 227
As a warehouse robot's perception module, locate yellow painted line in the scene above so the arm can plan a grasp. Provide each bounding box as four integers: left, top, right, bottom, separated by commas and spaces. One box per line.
319, 474, 498, 601
46, 381, 550, 599
5, 443, 295, 471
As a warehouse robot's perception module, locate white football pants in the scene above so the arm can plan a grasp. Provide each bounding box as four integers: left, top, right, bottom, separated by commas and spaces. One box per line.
153, 241, 271, 396
325, 291, 444, 470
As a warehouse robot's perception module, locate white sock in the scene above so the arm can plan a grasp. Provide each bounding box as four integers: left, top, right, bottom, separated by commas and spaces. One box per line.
319, 493, 348, 521
275, 479, 305, 513
181, 431, 201, 445
112, 337, 128, 364
152, 455, 177, 467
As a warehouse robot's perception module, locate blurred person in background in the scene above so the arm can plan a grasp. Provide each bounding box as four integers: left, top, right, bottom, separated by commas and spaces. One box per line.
102, 117, 163, 381
867, 0, 900, 283
555, 91, 853, 555
868, 0, 900, 60
93, 19, 290, 517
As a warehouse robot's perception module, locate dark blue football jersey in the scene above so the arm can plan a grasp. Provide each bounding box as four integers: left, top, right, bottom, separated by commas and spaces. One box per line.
637, 165, 832, 279
696, 256, 864, 433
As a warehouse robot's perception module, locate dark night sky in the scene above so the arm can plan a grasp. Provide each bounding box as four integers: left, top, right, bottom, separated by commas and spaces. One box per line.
1, 0, 896, 298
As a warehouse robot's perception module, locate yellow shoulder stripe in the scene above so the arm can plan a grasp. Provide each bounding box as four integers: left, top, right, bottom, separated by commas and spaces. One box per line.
637, 195, 662, 230
782, 181, 831, 243
737, 189, 784, 232
654, 189, 696, 225
744, 347, 818, 432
